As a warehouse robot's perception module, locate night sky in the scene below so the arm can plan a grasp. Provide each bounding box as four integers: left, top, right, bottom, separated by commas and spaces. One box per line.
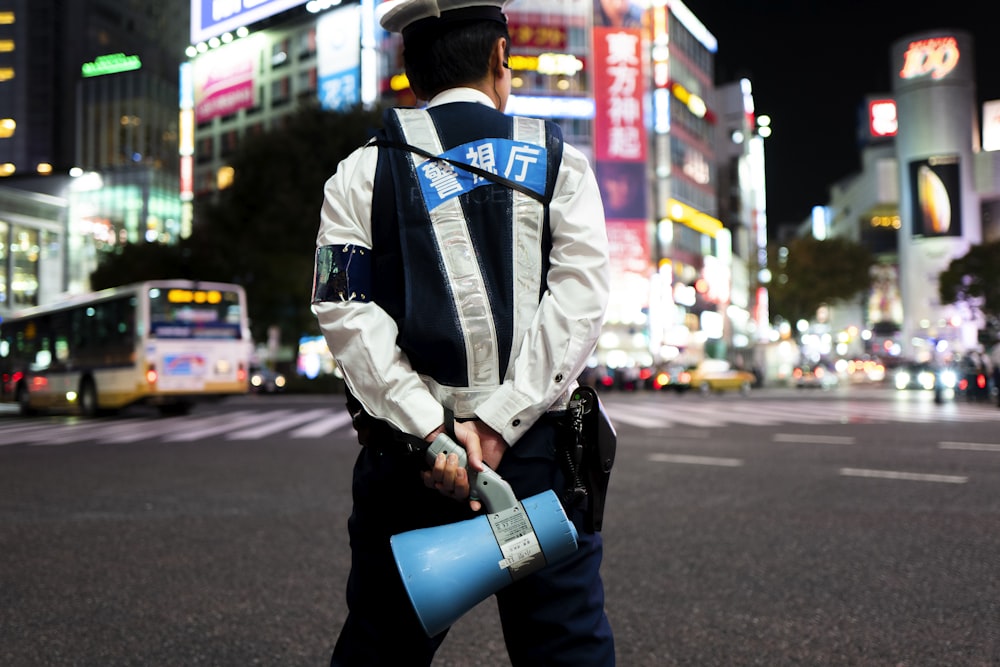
679, 0, 1000, 226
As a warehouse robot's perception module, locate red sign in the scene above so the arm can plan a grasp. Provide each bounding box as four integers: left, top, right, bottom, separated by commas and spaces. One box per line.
593, 26, 646, 162
869, 99, 898, 137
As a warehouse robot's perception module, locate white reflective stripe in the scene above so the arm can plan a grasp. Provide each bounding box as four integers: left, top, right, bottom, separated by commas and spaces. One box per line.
395, 109, 500, 390
421, 375, 500, 417
509, 116, 547, 380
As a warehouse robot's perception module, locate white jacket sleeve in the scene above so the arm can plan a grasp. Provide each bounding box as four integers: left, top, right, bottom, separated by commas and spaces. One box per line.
474, 144, 610, 444
311, 146, 444, 439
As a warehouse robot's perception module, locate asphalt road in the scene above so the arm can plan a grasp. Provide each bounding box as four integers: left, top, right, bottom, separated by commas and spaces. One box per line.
2, 387, 999, 666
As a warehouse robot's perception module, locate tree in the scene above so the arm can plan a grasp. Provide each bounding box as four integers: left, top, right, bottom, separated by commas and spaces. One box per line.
90, 103, 385, 343
767, 236, 875, 326
939, 240, 1000, 334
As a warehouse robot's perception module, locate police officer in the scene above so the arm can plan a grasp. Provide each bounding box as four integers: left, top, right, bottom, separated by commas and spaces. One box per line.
311, 0, 614, 663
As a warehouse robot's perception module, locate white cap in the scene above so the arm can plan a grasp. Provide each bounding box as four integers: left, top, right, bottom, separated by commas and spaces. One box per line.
378, 0, 509, 38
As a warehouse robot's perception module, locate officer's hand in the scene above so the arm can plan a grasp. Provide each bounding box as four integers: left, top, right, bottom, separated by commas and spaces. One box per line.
468, 420, 508, 471
422, 421, 483, 511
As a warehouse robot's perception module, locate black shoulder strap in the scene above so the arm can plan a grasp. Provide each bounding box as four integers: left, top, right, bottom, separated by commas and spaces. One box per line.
371, 138, 548, 205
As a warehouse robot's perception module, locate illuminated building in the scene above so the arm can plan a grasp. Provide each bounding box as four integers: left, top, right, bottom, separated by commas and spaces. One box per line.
715, 79, 769, 362
184, 0, 738, 369
0, 0, 188, 316
804, 29, 1000, 363
186, 0, 378, 205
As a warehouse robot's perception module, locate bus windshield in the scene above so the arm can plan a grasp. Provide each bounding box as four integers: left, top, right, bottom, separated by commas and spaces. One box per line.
148, 286, 244, 339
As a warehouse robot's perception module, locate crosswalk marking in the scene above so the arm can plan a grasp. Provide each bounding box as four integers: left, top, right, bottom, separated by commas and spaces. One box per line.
164, 410, 281, 442
225, 408, 332, 440
4, 393, 1000, 447
290, 410, 355, 438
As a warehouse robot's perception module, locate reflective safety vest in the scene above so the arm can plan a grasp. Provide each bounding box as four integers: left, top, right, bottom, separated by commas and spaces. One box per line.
370, 103, 564, 404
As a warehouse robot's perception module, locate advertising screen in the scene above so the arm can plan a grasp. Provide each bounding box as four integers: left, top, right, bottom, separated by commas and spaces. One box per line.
191, 0, 309, 43
193, 38, 259, 122
909, 156, 961, 237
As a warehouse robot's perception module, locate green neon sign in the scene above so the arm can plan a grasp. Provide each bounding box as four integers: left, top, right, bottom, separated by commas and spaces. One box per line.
81, 53, 142, 78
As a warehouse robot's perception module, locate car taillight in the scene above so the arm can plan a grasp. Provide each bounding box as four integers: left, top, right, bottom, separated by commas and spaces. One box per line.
977, 373, 987, 389
237, 363, 247, 382
146, 366, 157, 384
655, 372, 669, 389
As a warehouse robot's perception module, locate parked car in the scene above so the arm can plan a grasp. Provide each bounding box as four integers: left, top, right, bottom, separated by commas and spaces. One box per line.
687, 359, 755, 395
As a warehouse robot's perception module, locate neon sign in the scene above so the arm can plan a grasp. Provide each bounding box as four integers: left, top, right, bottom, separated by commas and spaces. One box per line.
869, 99, 898, 137
899, 36, 959, 81
81, 53, 142, 78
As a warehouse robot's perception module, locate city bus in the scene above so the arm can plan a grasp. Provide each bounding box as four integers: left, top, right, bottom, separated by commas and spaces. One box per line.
0, 280, 252, 416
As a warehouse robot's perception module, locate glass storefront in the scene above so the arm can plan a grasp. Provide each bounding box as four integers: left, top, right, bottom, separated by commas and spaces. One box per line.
0, 186, 66, 318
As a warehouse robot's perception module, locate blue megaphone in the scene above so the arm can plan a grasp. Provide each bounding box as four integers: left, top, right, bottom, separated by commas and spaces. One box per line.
390, 434, 579, 637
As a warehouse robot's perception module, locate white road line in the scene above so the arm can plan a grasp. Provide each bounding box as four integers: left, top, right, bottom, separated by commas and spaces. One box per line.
164, 410, 284, 442
649, 453, 744, 467
939, 441, 1000, 452
103, 417, 190, 443
838, 467, 968, 484
45, 418, 170, 445
773, 433, 856, 445
20, 419, 138, 445
225, 408, 332, 439
290, 410, 354, 438
606, 408, 667, 429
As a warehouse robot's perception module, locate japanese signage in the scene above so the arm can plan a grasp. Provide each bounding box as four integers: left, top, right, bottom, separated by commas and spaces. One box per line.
593, 23, 650, 295
317, 4, 361, 111
593, 27, 646, 162
415, 139, 546, 211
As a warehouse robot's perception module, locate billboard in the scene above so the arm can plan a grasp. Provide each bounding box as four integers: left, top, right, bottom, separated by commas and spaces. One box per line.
983, 100, 1000, 152
317, 4, 362, 111
909, 155, 961, 237
191, 0, 309, 43
193, 37, 259, 123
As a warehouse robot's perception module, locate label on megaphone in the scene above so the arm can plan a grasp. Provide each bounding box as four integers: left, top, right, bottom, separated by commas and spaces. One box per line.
488, 502, 545, 579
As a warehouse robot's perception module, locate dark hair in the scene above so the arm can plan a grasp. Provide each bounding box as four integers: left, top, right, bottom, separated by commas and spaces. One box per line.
403, 20, 509, 99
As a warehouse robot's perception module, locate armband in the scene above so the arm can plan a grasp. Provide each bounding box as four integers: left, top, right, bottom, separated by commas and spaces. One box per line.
311, 244, 372, 303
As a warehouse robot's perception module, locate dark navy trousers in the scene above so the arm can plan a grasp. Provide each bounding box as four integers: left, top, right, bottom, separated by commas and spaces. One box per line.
330, 416, 615, 666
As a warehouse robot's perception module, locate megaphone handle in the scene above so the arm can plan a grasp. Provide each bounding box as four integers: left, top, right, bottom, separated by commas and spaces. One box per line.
427, 434, 519, 513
